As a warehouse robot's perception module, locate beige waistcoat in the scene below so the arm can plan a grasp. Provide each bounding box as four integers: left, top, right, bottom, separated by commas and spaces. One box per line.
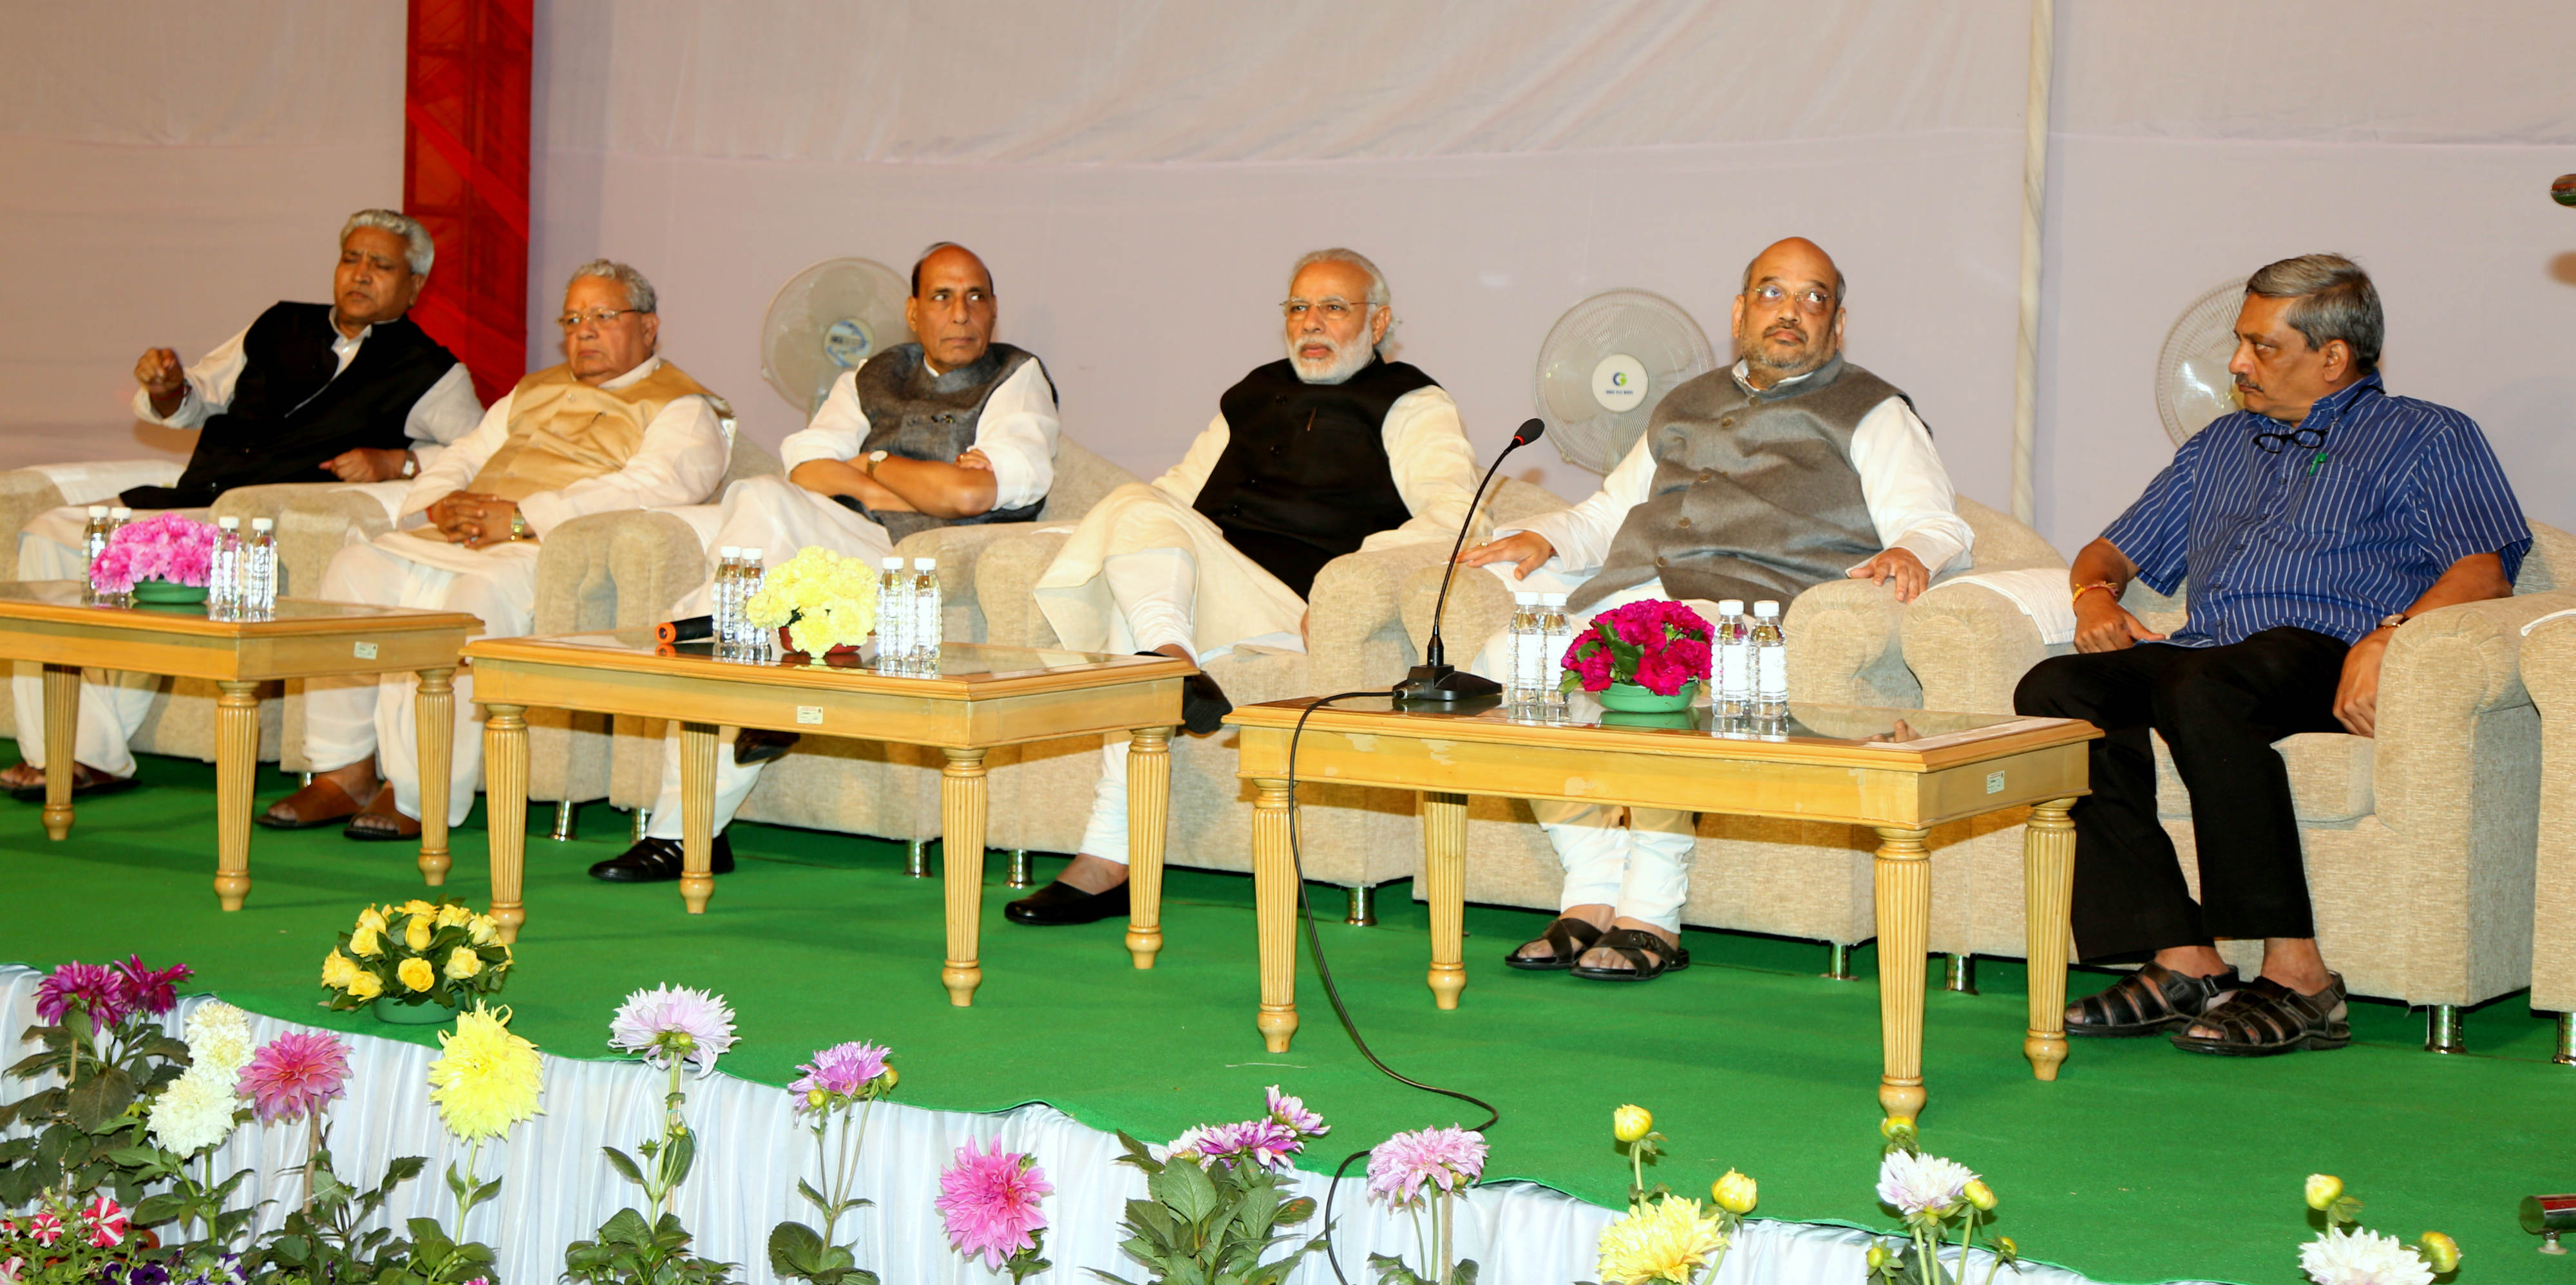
464, 360, 712, 502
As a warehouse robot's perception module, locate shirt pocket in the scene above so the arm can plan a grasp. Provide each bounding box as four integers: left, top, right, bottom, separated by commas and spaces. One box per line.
2289, 472, 2389, 539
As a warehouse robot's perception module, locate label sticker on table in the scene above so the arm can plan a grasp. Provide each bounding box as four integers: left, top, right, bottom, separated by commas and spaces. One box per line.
353, 641, 379, 659
1985, 770, 2005, 794
796, 706, 823, 725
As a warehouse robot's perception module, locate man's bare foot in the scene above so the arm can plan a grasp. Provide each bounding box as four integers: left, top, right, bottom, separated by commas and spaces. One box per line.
261, 760, 382, 827
1054, 852, 1130, 894
2151, 944, 2233, 979
1, 762, 43, 791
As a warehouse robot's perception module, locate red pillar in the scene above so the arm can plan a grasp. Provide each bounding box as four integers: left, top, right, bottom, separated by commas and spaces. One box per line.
403, 0, 532, 406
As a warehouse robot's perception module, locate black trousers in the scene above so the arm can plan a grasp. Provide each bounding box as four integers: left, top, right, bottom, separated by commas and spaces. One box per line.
2013, 628, 2349, 962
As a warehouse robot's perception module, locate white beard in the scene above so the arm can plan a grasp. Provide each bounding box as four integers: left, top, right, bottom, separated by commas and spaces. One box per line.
1287, 332, 1376, 385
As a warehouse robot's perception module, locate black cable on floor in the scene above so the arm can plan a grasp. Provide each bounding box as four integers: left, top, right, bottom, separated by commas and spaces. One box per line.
1277, 690, 1500, 1285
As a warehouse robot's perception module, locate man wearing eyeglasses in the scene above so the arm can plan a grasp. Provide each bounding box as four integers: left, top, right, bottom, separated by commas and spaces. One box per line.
589, 241, 1062, 884
2017, 253, 2528, 1057
260, 259, 728, 839
1451, 236, 1975, 982
1005, 247, 1480, 926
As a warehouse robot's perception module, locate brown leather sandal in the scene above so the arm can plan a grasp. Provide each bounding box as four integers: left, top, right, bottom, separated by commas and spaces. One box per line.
258, 775, 376, 829
2066, 962, 2242, 1038
2170, 973, 2350, 1057
1504, 916, 1606, 971
6, 762, 139, 803
343, 787, 422, 842
1568, 928, 1690, 982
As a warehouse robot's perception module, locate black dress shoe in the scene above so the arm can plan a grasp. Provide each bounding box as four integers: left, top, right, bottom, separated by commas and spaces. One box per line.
1004, 879, 1130, 926
734, 728, 800, 765
588, 834, 735, 883
1139, 653, 1232, 735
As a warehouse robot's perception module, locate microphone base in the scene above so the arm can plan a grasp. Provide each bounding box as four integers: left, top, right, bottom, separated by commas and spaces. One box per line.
1392, 663, 1503, 705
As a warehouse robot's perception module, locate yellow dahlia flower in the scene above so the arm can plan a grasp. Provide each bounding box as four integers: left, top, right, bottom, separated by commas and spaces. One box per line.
1596, 1196, 1727, 1285
426, 1002, 544, 1141
404, 915, 435, 953
436, 902, 474, 928
1612, 1104, 1653, 1143
398, 957, 436, 992
1710, 1168, 1758, 1215
321, 950, 359, 991
443, 946, 483, 980
350, 926, 383, 958
346, 971, 384, 1000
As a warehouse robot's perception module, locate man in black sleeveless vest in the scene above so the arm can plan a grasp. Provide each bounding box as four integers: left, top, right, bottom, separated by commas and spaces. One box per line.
1007, 248, 1481, 926
6, 210, 480, 800
1453, 237, 1978, 982
589, 242, 1063, 883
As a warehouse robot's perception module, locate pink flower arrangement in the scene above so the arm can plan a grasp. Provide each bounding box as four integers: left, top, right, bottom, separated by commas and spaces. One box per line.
88, 511, 217, 595
935, 1138, 1051, 1271
236, 1031, 350, 1124
1366, 1125, 1488, 1210
1560, 598, 1714, 696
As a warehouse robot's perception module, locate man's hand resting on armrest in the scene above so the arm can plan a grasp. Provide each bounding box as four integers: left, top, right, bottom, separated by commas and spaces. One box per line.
1456, 530, 1555, 580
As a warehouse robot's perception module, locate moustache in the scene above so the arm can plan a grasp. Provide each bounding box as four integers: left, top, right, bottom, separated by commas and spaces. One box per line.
1763, 322, 1806, 342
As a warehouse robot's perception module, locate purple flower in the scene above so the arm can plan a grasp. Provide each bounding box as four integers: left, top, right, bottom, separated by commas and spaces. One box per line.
608, 984, 737, 1077
1264, 1085, 1327, 1137
1366, 1126, 1488, 1209
936, 1139, 1050, 1271
35, 961, 128, 1027
236, 1032, 350, 1125
113, 956, 191, 1018
789, 1040, 890, 1109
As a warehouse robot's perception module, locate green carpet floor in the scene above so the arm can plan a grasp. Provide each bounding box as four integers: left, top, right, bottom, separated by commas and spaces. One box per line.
1, 746, 2564, 1285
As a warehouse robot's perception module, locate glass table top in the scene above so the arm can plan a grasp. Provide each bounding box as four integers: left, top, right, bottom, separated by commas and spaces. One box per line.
512, 629, 1176, 683
1253, 692, 2054, 751
0, 581, 473, 625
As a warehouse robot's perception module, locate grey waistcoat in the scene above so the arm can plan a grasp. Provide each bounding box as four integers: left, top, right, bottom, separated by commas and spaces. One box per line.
841, 341, 1054, 542
1571, 355, 1904, 610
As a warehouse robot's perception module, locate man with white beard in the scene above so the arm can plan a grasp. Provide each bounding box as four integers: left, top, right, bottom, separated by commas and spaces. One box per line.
1006, 247, 1481, 926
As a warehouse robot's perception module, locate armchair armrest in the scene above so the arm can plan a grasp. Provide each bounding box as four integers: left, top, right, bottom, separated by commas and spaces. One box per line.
2372, 592, 2566, 830
272, 489, 403, 601
1785, 579, 1917, 708
15, 460, 182, 508
535, 509, 710, 633
891, 521, 1045, 644
1307, 541, 1453, 693
973, 528, 1075, 648
0, 470, 70, 579
1900, 581, 2052, 715
1398, 559, 1513, 680
2522, 593, 2576, 715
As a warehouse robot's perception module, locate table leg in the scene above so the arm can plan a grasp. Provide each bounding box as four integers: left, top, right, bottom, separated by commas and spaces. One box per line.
678, 721, 717, 915
213, 680, 260, 910
1873, 825, 1931, 1121
484, 704, 528, 943
1252, 775, 1299, 1051
2023, 798, 2078, 1082
1124, 726, 1172, 970
39, 663, 77, 841
414, 667, 454, 886
940, 746, 989, 1006
1423, 790, 1468, 1009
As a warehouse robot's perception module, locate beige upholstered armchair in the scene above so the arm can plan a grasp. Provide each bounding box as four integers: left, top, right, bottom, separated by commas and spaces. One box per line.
2513, 596, 2576, 1064
1390, 494, 2063, 964
1900, 521, 2575, 1049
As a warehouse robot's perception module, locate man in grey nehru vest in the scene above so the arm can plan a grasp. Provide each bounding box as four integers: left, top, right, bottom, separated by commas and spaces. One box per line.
1454, 236, 1975, 982
587, 241, 1061, 883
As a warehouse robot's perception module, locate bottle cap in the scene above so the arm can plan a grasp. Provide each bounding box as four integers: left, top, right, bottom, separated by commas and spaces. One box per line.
882, 556, 905, 570
218, 516, 240, 530
1542, 593, 1568, 606
1718, 598, 1745, 614
743, 547, 763, 561
719, 545, 742, 559
1514, 592, 1538, 605
251, 518, 272, 532
913, 557, 936, 570
110, 507, 132, 519
86, 506, 108, 518
1754, 599, 1781, 617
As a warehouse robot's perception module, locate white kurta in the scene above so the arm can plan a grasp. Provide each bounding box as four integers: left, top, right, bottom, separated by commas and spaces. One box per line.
641, 357, 1063, 841
1036, 379, 1481, 866
301, 355, 726, 825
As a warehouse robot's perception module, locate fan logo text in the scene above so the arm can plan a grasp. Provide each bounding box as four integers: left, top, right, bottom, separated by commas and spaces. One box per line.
1591, 354, 1649, 413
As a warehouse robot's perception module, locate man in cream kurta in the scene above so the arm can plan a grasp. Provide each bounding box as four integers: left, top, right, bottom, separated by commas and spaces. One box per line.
591, 243, 1063, 884
1456, 238, 1975, 981
258, 261, 727, 838
1007, 247, 1481, 927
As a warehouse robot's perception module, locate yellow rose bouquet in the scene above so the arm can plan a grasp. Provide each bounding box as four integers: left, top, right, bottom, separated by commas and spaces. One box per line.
744, 545, 880, 655
321, 897, 512, 1020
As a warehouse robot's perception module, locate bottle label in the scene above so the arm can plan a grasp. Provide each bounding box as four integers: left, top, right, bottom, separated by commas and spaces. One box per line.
1719, 641, 1751, 697
1757, 647, 1786, 697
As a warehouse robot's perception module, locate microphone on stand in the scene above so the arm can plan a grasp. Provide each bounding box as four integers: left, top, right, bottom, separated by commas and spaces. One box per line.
1393, 417, 1546, 705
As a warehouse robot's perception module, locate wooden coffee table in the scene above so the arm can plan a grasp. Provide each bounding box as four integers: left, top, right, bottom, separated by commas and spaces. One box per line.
1227, 695, 2099, 1119
463, 632, 1188, 1006
0, 583, 480, 908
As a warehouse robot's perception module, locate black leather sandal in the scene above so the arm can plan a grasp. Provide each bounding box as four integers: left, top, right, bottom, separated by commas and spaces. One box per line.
2170, 973, 2350, 1057
2066, 962, 2241, 1038
1567, 928, 1690, 982
1504, 916, 1605, 971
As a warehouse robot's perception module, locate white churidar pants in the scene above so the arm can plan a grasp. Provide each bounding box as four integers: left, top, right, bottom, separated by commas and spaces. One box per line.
643, 476, 898, 841
12, 503, 207, 774
1463, 564, 1725, 934
301, 536, 539, 826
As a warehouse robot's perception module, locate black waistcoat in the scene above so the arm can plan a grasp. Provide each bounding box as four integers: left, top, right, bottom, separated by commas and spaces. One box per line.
124, 302, 460, 509
833, 341, 1056, 543
1195, 357, 1437, 599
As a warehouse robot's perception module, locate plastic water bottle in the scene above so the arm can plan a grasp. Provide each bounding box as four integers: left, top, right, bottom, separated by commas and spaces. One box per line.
739, 548, 768, 661
100, 509, 133, 607
1537, 594, 1572, 720
245, 518, 278, 615
911, 557, 942, 673
712, 547, 743, 657
1752, 599, 1788, 718
208, 518, 242, 618
1508, 592, 1543, 708
79, 506, 109, 604
876, 556, 912, 673
1713, 598, 1750, 716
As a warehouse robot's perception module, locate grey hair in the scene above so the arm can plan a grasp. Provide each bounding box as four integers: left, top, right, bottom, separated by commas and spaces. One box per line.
1289, 247, 1391, 306
341, 209, 433, 277
569, 259, 658, 314
2246, 253, 2382, 373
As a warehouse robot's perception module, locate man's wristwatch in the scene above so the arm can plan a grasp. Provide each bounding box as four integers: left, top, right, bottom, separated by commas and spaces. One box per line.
2377, 612, 2408, 632
508, 510, 529, 541
400, 452, 417, 479
862, 449, 889, 478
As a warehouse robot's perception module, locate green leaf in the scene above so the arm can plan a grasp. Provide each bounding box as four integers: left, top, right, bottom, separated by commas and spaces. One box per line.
66, 1064, 135, 1130
663, 1128, 697, 1187
603, 1145, 647, 1186
1454, 1259, 1481, 1284
768, 1220, 826, 1275
795, 1176, 831, 1214
1150, 1155, 1221, 1225
1275, 1195, 1318, 1226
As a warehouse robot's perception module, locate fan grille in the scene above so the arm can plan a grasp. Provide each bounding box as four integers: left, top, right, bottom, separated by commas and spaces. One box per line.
2155, 279, 2249, 446
761, 258, 909, 415
1533, 289, 1718, 474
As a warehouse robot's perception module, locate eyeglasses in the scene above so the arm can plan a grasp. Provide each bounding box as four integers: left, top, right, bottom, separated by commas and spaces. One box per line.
2251, 425, 2327, 454
557, 308, 645, 332
1282, 297, 1373, 321
1747, 283, 1836, 314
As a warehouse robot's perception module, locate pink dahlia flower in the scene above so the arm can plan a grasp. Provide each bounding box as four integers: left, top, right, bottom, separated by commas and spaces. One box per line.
1366, 1125, 1488, 1209
113, 955, 191, 1017
789, 1040, 890, 1109
1265, 1085, 1327, 1137
607, 984, 737, 1077
236, 1031, 350, 1124
936, 1138, 1050, 1271
34, 961, 128, 1027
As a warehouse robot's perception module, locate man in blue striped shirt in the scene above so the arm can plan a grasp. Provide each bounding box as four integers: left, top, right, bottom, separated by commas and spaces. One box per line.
2016, 254, 2530, 1058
